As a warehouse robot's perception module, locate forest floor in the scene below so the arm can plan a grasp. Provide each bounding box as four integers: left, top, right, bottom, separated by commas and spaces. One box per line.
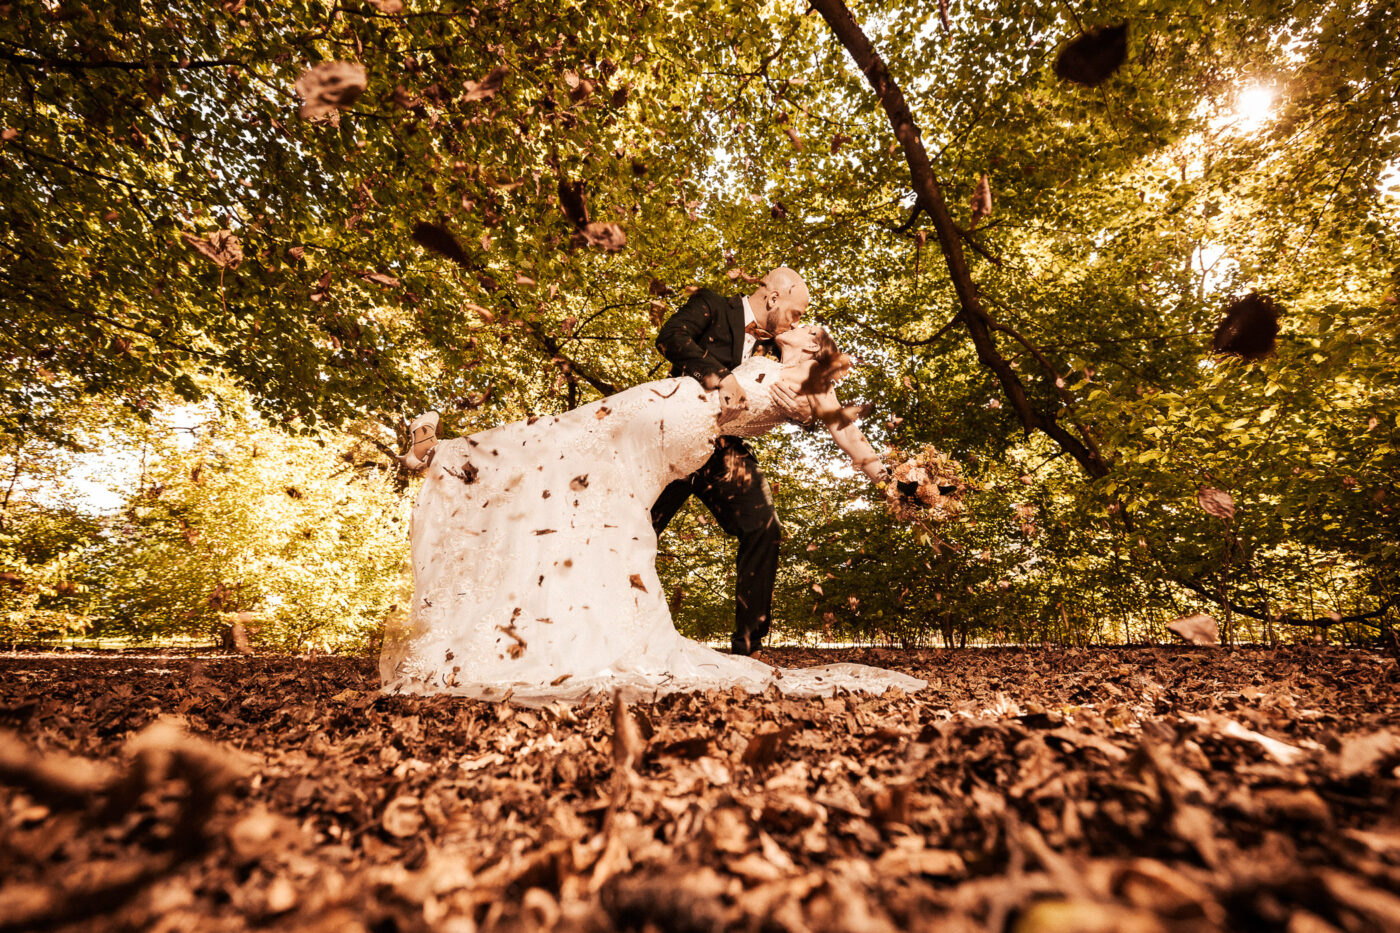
1, 646, 1399, 933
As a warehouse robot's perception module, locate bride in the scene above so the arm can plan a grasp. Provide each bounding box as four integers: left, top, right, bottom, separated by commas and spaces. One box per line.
380, 323, 926, 703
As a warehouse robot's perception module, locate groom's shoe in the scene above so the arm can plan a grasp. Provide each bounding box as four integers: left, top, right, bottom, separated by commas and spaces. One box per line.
731, 631, 759, 656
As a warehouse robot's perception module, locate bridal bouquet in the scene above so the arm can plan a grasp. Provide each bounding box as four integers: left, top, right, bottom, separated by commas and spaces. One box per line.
883, 445, 971, 525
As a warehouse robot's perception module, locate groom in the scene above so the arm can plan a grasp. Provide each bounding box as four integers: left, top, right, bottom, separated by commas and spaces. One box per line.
651, 267, 812, 656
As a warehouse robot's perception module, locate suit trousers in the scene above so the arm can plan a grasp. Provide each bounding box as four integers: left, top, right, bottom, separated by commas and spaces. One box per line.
650, 436, 781, 649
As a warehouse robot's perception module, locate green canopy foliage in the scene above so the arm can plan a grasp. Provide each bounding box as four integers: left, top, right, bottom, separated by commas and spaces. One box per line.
1, 0, 1395, 649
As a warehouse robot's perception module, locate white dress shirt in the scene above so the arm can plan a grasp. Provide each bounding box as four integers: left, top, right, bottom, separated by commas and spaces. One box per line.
741, 296, 757, 360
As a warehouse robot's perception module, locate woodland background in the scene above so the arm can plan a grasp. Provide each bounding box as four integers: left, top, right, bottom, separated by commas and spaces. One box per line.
2, 0, 1397, 653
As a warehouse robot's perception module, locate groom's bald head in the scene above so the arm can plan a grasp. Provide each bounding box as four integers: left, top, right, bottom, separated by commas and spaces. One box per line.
751, 266, 809, 334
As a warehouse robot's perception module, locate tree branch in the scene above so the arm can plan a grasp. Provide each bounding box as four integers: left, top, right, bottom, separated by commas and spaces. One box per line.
809, 0, 1108, 477
983, 313, 1106, 465
1175, 577, 1393, 631
524, 321, 617, 397
841, 310, 960, 348
0, 49, 245, 72
4, 141, 180, 195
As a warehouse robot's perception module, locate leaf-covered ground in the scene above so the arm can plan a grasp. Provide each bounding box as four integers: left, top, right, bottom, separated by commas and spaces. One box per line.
2, 646, 1399, 932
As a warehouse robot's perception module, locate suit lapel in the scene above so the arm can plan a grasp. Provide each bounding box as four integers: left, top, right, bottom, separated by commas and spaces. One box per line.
728, 295, 746, 365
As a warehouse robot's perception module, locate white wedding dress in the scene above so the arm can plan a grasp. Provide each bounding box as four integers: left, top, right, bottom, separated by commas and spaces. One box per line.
379, 355, 925, 704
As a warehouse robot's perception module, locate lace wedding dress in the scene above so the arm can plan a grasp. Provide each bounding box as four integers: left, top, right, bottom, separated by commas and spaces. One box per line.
379, 354, 925, 704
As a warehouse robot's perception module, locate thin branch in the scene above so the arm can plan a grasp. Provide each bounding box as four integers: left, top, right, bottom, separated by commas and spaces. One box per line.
0, 276, 219, 361
955, 223, 1003, 266
0, 49, 244, 72
840, 310, 960, 348
4, 141, 180, 196
983, 312, 1105, 463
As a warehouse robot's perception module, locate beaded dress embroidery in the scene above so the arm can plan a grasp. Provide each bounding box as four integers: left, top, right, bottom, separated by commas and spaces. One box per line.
380, 356, 924, 703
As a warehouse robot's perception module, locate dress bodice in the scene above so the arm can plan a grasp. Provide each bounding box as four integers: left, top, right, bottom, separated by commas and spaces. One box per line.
724, 355, 790, 438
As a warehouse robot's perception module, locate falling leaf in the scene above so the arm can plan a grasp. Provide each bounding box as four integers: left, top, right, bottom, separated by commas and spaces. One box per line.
595, 406, 612, 419
1167, 613, 1218, 646
463, 302, 495, 324
784, 126, 803, 150
1197, 487, 1235, 520
359, 271, 400, 288
579, 221, 626, 251
970, 173, 992, 228
558, 178, 590, 228
310, 271, 333, 303
368, 0, 403, 12
629, 574, 647, 592
180, 230, 242, 269
830, 133, 851, 153
1054, 23, 1129, 88
1213, 292, 1280, 360
411, 222, 474, 269
570, 475, 589, 491
463, 65, 509, 102
295, 62, 367, 121
938, 0, 951, 33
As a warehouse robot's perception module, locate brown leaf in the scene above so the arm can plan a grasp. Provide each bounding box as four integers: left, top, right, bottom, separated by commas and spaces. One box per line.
874, 844, 964, 877
360, 271, 400, 288
579, 221, 627, 251
784, 126, 803, 150
411, 222, 474, 269
570, 475, 589, 491
295, 62, 367, 121
741, 724, 800, 769
611, 693, 646, 771
1197, 487, 1235, 520
368, 0, 403, 12
629, 574, 647, 593
463, 302, 495, 324
381, 795, 423, 838
969, 172, 992, 228
1054, 23, 1129, 88
463, 65, 509, 103
310, 271, 333, 303
1337, 730, 1400, 778
1213, 292, 1280, 360
1167, 613, 1218, 646
180, 230, 242, 269
558, 178, 590, 228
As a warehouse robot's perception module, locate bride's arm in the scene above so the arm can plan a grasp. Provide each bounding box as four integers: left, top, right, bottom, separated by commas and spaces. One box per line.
810, 390, 887, 482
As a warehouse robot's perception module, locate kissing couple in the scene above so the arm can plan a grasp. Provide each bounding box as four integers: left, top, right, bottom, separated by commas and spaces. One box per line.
381, 267, 925, 703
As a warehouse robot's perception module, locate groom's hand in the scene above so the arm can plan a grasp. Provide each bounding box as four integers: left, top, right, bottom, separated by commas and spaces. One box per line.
718, 373, 748, 425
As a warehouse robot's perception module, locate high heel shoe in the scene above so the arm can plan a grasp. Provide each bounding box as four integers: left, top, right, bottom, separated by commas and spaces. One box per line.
399, 411, 440, 471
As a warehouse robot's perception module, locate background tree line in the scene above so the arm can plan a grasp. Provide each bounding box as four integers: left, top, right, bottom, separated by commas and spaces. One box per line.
2, 0, 1395, 650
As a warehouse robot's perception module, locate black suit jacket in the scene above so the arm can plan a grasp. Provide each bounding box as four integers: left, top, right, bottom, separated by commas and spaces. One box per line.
654, 287, 746, 390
